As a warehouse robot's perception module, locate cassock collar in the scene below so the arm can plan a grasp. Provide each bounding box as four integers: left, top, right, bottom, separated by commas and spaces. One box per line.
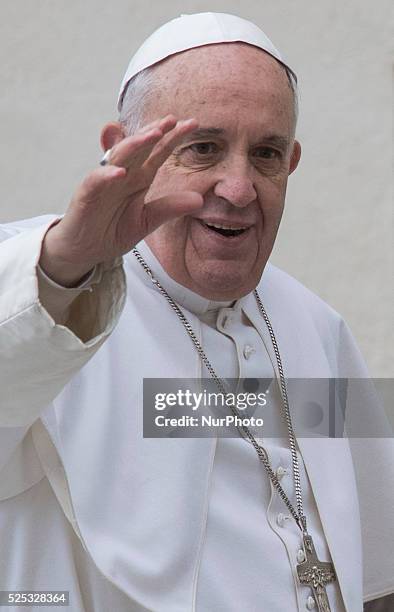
125, 240, 237, 316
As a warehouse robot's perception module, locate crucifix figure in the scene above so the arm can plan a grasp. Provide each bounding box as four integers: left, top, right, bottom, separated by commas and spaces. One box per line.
297, 533, 337, 612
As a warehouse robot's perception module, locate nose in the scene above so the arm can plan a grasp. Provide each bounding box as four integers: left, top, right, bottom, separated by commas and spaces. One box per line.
213, 157, 257, 208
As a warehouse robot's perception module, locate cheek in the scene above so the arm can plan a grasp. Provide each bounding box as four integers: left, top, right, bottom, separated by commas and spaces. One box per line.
257, 179, 287, 219
252, 186, 286, 252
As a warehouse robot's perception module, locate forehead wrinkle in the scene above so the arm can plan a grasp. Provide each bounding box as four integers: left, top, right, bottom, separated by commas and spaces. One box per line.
142, 44, 295, 135
187, 127, 224, 138
155, 43, 290, 94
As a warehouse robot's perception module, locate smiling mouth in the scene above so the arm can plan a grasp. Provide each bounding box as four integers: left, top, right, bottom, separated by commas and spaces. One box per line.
199, 220, 250, 238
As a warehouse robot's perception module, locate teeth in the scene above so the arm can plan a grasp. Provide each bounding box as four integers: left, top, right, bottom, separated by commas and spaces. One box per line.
205, 222, 248, 230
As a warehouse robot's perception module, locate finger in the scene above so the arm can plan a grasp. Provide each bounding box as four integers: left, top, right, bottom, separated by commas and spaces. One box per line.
108, 128, 164, 169
138, 114, 177, 135
118, 116, 196, 168
142, 118, 198, 179
108, 117, 197, 176
126, 118, 188, 168
142, 190, 204, 234
78, 165, 127, 203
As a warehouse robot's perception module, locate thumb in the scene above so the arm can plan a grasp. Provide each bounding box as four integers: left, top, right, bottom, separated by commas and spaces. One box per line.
142, 191, 204, 233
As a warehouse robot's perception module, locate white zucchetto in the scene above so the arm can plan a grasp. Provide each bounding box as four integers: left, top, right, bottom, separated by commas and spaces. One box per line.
117, 12, 297, 110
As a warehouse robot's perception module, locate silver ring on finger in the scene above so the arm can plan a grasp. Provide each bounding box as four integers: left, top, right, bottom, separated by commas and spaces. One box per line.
100, 148, 112, 166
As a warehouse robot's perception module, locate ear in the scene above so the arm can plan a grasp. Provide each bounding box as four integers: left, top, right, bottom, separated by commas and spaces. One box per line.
289, 140, 301, 175
100, 122, 126, 152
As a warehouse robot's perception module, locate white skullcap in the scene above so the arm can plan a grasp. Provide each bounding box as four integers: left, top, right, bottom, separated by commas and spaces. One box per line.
117, 11, 296, 111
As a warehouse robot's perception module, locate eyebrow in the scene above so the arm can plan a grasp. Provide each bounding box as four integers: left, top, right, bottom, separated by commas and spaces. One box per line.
186, 128, 290, 150
259, 135, 290, 150
187, 128, 225, 139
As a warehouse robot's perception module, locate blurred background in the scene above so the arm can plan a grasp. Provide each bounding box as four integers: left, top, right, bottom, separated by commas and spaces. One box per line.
0, 0, 393, 377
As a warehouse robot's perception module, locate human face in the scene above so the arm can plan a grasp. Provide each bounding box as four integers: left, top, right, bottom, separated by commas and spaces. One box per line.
143, 43, 301, 300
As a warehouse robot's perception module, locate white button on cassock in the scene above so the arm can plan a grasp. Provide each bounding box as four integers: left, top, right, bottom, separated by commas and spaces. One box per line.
306, 595, 316, 609
276, 466, 287, 480
276, 513, 290, 528
243, 344, 255, 359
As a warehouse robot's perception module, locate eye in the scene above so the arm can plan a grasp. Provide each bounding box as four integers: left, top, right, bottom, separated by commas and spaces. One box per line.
254, 147, 281, 160
188, 142, 219, 156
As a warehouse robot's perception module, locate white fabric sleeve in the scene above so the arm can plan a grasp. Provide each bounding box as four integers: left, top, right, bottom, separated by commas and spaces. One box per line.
0, 218, 126, 430
35, 216, 101, 325
337, 321, 394, 601
36, 263, 100, 326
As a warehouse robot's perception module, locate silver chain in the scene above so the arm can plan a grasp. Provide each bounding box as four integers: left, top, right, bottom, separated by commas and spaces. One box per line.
133, 248, 308, 535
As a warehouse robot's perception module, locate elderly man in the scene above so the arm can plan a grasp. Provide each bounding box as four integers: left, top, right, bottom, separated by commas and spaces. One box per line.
0, 12, 392, 612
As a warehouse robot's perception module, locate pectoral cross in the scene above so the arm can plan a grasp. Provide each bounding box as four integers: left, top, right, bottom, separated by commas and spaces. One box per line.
297, 533, 336, 612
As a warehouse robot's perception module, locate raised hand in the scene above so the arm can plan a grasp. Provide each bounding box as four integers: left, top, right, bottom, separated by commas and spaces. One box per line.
39, 115, 203, 286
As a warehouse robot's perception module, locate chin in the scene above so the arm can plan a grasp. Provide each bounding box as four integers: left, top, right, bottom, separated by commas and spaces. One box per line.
190, 262, 258, 300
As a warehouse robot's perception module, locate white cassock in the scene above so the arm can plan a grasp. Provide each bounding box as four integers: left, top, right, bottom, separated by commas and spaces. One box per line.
0, 215, 393, 612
